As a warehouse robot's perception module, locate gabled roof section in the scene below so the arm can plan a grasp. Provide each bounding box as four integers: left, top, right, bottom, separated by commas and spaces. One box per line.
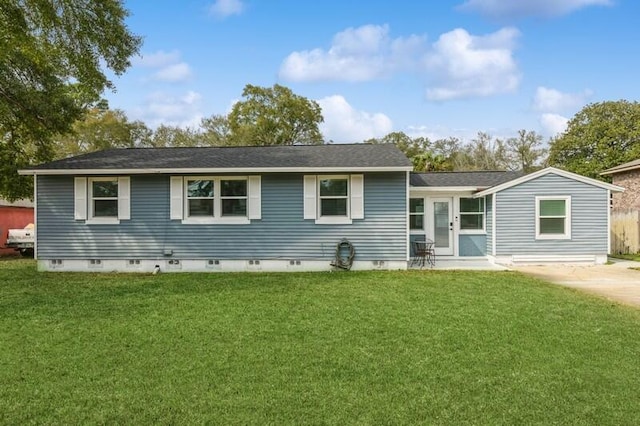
475, 167, 624, 197
600, 158, 640, 175
20, 144, 413, 175
411, 170, 522, 189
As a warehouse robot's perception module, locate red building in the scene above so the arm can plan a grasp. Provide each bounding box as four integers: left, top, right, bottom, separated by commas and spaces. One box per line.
0, 199, 34, 256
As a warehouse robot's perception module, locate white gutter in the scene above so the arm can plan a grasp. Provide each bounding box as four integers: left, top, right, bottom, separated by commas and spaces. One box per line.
20, 166, 413, 176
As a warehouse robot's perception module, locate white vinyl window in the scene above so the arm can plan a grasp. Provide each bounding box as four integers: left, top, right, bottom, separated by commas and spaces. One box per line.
319, 177, 349, 217
459, 197, 485, 232
220, 179, 247, 217
74, 177, 130, 224
535, 196, 571, 240
303, 175, 364, 224
171, 176, 260, 224
410, 198, 424, 230
186, 179, 214, 217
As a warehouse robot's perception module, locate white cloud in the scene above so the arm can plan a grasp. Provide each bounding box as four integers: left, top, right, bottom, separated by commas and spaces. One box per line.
279, 24, 426, 82
533, 86, 592, 113
317, 95, 393, 143
540, 113, 569, 136
152, 63, 192, 82
457, 0, 612, 20
209, 0, 245, 19
134, 50, 181, 68
280, 24, 519, 102
424, 27, 521, 101
132, 91, 204, 129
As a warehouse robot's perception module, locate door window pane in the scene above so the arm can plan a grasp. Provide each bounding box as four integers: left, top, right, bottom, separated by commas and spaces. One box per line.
433, 201, 450, 248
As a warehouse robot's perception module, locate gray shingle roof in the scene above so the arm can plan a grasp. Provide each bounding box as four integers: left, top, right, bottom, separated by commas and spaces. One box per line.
410, 170, 523, 188
601, 158, 640, 175
25, 144, 412, 172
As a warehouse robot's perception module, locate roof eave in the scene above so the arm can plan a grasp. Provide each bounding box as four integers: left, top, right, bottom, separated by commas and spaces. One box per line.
410, 186, 484, 192
20, 166, 414, 176
600, 164, 640, 176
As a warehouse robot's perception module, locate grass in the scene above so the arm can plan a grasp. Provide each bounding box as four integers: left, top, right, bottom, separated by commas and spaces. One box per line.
2, 259, 640, 425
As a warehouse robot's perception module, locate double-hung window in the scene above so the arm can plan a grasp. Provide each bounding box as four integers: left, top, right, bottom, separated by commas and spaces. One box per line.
319, 177, 348, 217
171, 176, 260, 224
74, 177, 130, 224
91, 178, 119, 218
459, 197, 485, 232
221, 179, 247, 216
410, 198, 424, 230
535, 196, 571, 239
303, 174, 364, 224
186, 179, 214, 217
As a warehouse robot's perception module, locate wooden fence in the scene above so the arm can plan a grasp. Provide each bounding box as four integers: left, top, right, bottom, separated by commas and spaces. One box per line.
611, 210, 640, 254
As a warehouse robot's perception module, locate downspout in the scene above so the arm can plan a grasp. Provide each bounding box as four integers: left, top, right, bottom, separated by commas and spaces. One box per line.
406, 171, 410, 263
492, 193, 497, 257
607, 189, 611, 255
33, 173, 38, 260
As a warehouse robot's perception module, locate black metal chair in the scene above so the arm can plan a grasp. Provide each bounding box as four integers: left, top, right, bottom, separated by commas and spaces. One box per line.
412, 239, 435, 268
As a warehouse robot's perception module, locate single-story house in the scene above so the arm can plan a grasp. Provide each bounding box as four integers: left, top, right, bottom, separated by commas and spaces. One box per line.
601, 159, 640, 253
0, 198, 34, 256
20, 144, 623, 272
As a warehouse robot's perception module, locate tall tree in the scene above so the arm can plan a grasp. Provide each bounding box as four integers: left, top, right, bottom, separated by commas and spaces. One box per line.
53, 106, 151, 158
454, 132, 509, 171
227, 84, 324, 146
548, 100, 640, 179
505, 129, 547, 173
365, 132, 444, 172
149, 125, 203, 148
200, 114, 232, 146
432, 137, 462, 171
0, 0, 141, 200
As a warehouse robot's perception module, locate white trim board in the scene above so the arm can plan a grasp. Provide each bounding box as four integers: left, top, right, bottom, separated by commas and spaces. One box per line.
36, 258, 409, 273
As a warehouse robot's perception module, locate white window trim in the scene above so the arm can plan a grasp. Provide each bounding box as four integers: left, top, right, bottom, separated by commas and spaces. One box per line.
459, 197, 486, 235
181, 176, 250, 225
316, 175, 351, 225
535, 195, 571, 240
86, 177, 120, 224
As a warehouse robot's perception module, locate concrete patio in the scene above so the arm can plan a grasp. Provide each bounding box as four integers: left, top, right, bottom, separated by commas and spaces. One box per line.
409, 258, 511, 271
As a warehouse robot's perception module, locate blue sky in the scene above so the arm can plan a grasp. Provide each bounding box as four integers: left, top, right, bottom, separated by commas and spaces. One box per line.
106, 0, 639, 143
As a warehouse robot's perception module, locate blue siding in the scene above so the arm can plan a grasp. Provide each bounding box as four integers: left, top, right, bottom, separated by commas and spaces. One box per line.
496, 174, 608, 255
459, 235, 486, 256
37, 173, 407, 261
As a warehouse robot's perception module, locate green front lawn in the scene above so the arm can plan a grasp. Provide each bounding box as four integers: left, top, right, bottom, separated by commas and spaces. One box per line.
2, 259, 640, 424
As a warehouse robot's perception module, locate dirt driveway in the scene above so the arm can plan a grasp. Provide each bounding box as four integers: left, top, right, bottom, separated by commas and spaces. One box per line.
514, 259, 640, 307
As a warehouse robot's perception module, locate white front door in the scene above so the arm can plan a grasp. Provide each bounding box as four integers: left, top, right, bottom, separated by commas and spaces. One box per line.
431, 198, 454, 256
